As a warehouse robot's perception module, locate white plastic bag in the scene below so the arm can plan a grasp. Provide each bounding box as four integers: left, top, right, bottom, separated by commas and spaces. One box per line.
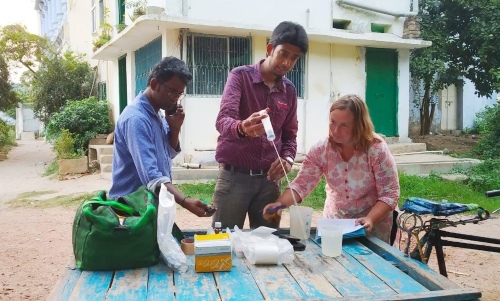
157, 184, 188, 273
231, 226, 294, 265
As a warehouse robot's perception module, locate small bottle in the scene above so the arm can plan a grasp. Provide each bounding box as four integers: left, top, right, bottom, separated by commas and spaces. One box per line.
259, 109, 276, 141
214, 222, 222, 234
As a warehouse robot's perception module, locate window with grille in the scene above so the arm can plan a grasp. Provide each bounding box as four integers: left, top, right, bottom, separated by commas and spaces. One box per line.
186, 33, 252, 96
91, 0, 97, 33
288, 55, 305, 98
266, 38, 306, 98
97, 82, 107, 100
99, 0, 104, 23
134, 37, 162, 95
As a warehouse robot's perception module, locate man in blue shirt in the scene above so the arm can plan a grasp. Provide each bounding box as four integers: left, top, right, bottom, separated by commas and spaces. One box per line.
110, 56, 213, 218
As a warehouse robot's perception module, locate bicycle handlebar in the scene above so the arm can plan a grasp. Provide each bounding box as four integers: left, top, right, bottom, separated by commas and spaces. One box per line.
485, 190, 500, 198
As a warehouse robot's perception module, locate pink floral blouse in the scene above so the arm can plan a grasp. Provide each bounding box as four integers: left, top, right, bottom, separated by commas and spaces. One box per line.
289, 138, 400, 243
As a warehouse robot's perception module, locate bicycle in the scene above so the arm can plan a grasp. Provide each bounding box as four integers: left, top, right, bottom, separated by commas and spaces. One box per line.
397, 189, 500, 277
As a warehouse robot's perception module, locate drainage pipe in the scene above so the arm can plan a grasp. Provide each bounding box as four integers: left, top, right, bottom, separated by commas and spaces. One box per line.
336, 0, 418, 18
181, 163, 202, 169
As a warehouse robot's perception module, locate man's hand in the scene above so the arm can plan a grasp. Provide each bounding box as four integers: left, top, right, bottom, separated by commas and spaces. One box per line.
183, 197, 216, 217
165, 104, 185, 132
267, 157, 292, 181
240, 108, 268, 138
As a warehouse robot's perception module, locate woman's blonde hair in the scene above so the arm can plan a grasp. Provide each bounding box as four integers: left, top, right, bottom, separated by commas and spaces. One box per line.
329, 94, 378, 152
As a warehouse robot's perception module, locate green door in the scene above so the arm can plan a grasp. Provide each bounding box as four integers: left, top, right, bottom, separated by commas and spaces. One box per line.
365, 48, 398, 136
118, 56, 127, 113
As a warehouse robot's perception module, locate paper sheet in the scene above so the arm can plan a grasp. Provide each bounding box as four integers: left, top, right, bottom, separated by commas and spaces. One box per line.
316, 218, 364, 237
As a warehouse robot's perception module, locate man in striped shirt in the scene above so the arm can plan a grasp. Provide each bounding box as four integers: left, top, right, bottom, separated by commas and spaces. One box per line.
212, 21, 309, 229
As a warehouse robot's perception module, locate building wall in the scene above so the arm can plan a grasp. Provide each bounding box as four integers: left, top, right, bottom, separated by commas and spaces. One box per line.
182, 0, 409, 35
91, 0, 420, 164
461, 79, 498, 130
409, 78, 498, 135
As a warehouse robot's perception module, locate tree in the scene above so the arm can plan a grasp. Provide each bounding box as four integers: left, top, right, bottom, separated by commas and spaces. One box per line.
411, 0, 500, 135
31, 51, 97, 124
0, 55, 20, 111
0, 24, 50, 77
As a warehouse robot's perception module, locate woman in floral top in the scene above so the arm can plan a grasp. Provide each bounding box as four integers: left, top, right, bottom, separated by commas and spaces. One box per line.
263, 94, 400, 243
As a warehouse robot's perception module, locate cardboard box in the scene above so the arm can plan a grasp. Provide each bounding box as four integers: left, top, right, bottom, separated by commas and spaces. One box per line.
194, 233, 232, 272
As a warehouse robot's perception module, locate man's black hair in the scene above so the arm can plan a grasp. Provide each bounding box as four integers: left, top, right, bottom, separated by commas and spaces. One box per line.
269, 21, 309, 54
147, 56, 193, 86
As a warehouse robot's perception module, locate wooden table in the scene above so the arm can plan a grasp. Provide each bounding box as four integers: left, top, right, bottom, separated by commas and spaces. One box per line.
48, 233, 481, 300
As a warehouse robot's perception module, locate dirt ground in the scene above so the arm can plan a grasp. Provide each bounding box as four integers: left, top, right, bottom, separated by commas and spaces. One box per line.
410, 132, 481, 155
0, 139, 499, 301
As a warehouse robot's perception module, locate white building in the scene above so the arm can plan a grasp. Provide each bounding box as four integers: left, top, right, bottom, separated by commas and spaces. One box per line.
409, 79, 498, 134
37, 0, 431, 165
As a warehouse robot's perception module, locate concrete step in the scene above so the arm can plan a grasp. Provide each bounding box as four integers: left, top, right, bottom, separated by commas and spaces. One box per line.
100, 146, 114, 155
393, 153, 481, 175
20, 132, 36, 140
171, 166, 219, 182
100, 163, 113, 173
389, 143, 426, 155
99, 154, 113, 165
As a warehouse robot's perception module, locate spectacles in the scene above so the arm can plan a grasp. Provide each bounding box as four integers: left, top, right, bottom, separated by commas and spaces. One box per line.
162, 84, 186, 101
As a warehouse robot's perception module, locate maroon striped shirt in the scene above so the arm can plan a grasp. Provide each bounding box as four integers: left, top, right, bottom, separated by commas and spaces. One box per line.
215, 60, 298, 170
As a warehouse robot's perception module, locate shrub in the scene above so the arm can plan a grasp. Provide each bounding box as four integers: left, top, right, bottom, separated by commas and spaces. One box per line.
46, 97, 113, 154
53, 129, 82, 159
467, 159, 500, 193
471, 104, 500, 159
0, 120, 15, 149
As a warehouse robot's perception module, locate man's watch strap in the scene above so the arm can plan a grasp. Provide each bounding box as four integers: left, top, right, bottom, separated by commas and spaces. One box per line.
284, 156, 294, 166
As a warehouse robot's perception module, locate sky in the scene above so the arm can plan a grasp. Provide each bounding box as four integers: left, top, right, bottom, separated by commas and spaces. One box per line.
0, 0, 40, 34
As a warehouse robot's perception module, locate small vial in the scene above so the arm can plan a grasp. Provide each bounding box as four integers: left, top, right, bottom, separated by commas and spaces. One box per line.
259, 109, 276, 141
214, 222, 222, 234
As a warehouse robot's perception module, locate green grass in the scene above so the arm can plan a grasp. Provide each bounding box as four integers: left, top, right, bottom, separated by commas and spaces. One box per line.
8, 191, 96, 208
176, 169, 500, 213
11, 169, 497, 214
399, 173, 497, 212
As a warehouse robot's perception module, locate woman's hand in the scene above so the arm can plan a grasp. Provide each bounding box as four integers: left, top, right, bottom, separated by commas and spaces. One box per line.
262, 202, 286, 222
183, 198, 216, 217
355, 216, 375, 233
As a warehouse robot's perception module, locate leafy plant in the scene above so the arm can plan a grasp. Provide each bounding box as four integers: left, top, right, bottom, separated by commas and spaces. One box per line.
0, 24, 51, 76
92, 7, 113, 49
116, 23, 126, 33
54, 129, 82, 159
0, 119, 15, 150
30, 51, 95, 124
0, 54, 20, 111
46, 97, 113, 154
467, 159, 500, 193
471, 104, 500, 159
126, 0, 147, 20
411, 0, 500, 135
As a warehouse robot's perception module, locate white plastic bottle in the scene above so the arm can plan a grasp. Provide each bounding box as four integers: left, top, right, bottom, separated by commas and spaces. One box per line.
214, 222, 222, 234
259, 109, 276, 141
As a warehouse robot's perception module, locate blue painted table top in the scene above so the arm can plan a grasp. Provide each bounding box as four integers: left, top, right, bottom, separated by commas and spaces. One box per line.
48, 235, 481, 300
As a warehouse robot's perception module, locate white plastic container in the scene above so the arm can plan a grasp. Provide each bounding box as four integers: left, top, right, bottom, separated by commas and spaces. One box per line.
321, 225, 343, 257
259, 109, 275, 141
289, 205, 313, 239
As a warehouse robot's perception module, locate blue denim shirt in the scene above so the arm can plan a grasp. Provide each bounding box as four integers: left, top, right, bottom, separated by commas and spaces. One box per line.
109, 91, 179, 197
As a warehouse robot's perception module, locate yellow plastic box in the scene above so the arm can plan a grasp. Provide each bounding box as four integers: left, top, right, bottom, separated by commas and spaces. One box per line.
194, 233, 232, 272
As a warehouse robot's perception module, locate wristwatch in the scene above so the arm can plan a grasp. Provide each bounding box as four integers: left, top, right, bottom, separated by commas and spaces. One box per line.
284, 156, 294, 166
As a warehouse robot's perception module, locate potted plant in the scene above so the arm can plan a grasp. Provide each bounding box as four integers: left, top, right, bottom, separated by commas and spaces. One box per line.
92, 7, 113, 50
54, 130, 88, 175
126, 0, 147, 20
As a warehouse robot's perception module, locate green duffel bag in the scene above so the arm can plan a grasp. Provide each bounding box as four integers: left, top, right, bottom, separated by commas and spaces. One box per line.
72, 186, 160, 270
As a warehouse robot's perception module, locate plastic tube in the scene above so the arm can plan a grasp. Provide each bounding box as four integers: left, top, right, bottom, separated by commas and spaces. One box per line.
259, 110, 275, 141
